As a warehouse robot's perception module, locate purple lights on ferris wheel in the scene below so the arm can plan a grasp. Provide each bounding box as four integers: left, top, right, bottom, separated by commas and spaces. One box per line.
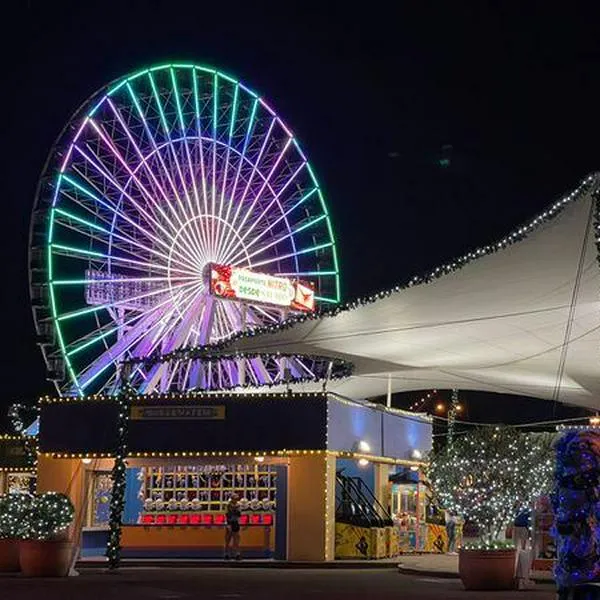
32, 63, 340, 396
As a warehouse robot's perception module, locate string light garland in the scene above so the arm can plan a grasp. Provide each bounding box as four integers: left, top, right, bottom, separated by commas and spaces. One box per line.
161, 173, 598, 355
8, 403, 38, 434
409, 390, 438, 412
106, 381, 134, 570
447, 389, 459, 449
39, 390, 327, 405
121, 351, 353, 391
429, 427, 554, 545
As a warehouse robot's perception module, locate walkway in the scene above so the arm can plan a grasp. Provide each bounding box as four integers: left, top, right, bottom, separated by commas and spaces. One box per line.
0, 567, 556, 599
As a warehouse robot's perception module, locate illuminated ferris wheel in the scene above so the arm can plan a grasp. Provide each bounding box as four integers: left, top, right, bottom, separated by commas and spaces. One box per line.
29, 63, 340, 396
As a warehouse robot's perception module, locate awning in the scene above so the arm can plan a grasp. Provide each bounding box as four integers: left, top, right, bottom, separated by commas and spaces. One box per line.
222, 174, 600, 409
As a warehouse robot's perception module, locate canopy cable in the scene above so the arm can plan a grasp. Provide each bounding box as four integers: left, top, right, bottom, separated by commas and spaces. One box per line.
551, 188, 596, 412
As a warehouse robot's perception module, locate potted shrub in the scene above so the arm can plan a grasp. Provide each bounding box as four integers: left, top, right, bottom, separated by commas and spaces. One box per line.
19, 492, 75, 577
0, 492, 33, 572
429, 428, 553, 590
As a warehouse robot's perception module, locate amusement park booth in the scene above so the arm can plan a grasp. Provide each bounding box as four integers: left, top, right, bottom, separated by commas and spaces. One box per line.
36, 391, 431, 561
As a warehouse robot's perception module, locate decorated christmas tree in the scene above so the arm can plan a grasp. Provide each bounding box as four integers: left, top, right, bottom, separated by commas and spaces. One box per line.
430, 427, 553, 546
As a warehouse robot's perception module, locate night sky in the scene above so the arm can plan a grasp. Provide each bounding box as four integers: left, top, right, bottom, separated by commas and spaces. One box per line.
1, 3, 598, 428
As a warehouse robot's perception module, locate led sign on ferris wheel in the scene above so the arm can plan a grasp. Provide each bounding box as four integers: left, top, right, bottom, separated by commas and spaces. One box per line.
209, 263, 315, 313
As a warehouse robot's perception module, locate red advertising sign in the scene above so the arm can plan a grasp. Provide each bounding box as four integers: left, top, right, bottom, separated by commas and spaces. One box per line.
208, 263, 315, 312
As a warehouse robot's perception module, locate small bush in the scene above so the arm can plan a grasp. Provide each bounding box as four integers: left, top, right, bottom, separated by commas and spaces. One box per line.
0, 493, 34, 539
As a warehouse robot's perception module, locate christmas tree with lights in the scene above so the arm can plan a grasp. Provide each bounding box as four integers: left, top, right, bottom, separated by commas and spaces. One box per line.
430, 427, 553, 546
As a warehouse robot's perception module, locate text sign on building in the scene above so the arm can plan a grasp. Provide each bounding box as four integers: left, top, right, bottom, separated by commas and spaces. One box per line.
130, 405, 226, 421
209, 263, 315, 312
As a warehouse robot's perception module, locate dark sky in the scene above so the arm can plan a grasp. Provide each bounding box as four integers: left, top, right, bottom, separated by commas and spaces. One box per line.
1, 3, 598, 427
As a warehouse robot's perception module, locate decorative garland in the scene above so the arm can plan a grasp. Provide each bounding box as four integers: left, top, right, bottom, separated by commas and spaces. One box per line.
39, 390, 327, 405
144, 173, 597, 359
122, 351, 353, 392
8, 403, 39, 434
106, 381, 134, 570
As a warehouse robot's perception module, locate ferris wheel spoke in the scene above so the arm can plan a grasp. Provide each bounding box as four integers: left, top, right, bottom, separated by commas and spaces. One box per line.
224, 187, 318, 264
72, 146, 202, 271
87, 119, 205, 270
219, 97, 259, 256
248, 304, 283, 325
169, 68, 212, 257
60, 171, 198, 274
51, 212, 195, 277
220, 116, 276, 258
106, 96, 208, 261
222, 161, 308, 264
191, 68, 210, 227
213, 82, 240, 265
136, 293, 205, 393
220, 142, 296, 263
75, 280, 204, 392
167, 323, 199, 391
122, 84, 206, 267
208, 72, 219, 259
64, 284, 187, 360
75, 302, 174, 391
249, 241, 334, 270
50, 243, 196, 279
146, 73, 208, 260
52, 206, 198, 278
232, 117, 277, 214
52, 275, 196, 287
229, 214, 328, 267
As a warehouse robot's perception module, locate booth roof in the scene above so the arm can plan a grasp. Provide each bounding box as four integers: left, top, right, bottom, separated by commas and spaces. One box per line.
218, 174, 600, 409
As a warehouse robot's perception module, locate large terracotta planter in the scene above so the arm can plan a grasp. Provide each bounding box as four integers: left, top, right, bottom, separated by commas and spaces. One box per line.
0, 538, 20, 572
19, 540, 73, 577
459, 548, 517, 590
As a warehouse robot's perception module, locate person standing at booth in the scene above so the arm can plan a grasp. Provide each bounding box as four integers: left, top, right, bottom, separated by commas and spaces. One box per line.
445, 510, 458, 555
225, 493, 242, 560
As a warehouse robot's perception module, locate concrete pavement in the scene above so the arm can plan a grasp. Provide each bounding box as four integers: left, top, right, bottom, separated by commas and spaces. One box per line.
0, 567, 556, 599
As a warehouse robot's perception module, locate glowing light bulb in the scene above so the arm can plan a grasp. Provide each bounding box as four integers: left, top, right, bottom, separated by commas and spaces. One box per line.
358, 440, 371, 453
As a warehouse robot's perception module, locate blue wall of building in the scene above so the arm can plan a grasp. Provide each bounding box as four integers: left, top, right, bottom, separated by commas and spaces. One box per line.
336, 458, 375, 492
327, 398, 431, 460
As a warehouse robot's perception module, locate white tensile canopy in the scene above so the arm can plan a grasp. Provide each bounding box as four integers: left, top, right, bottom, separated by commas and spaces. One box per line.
223, 174, 600, 410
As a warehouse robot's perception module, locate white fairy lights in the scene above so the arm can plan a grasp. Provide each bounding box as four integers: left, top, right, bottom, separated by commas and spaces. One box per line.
429, 427, 554, 545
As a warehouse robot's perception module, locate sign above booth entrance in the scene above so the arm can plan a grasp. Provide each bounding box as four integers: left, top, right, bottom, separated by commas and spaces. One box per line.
131, 405, 226, 421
